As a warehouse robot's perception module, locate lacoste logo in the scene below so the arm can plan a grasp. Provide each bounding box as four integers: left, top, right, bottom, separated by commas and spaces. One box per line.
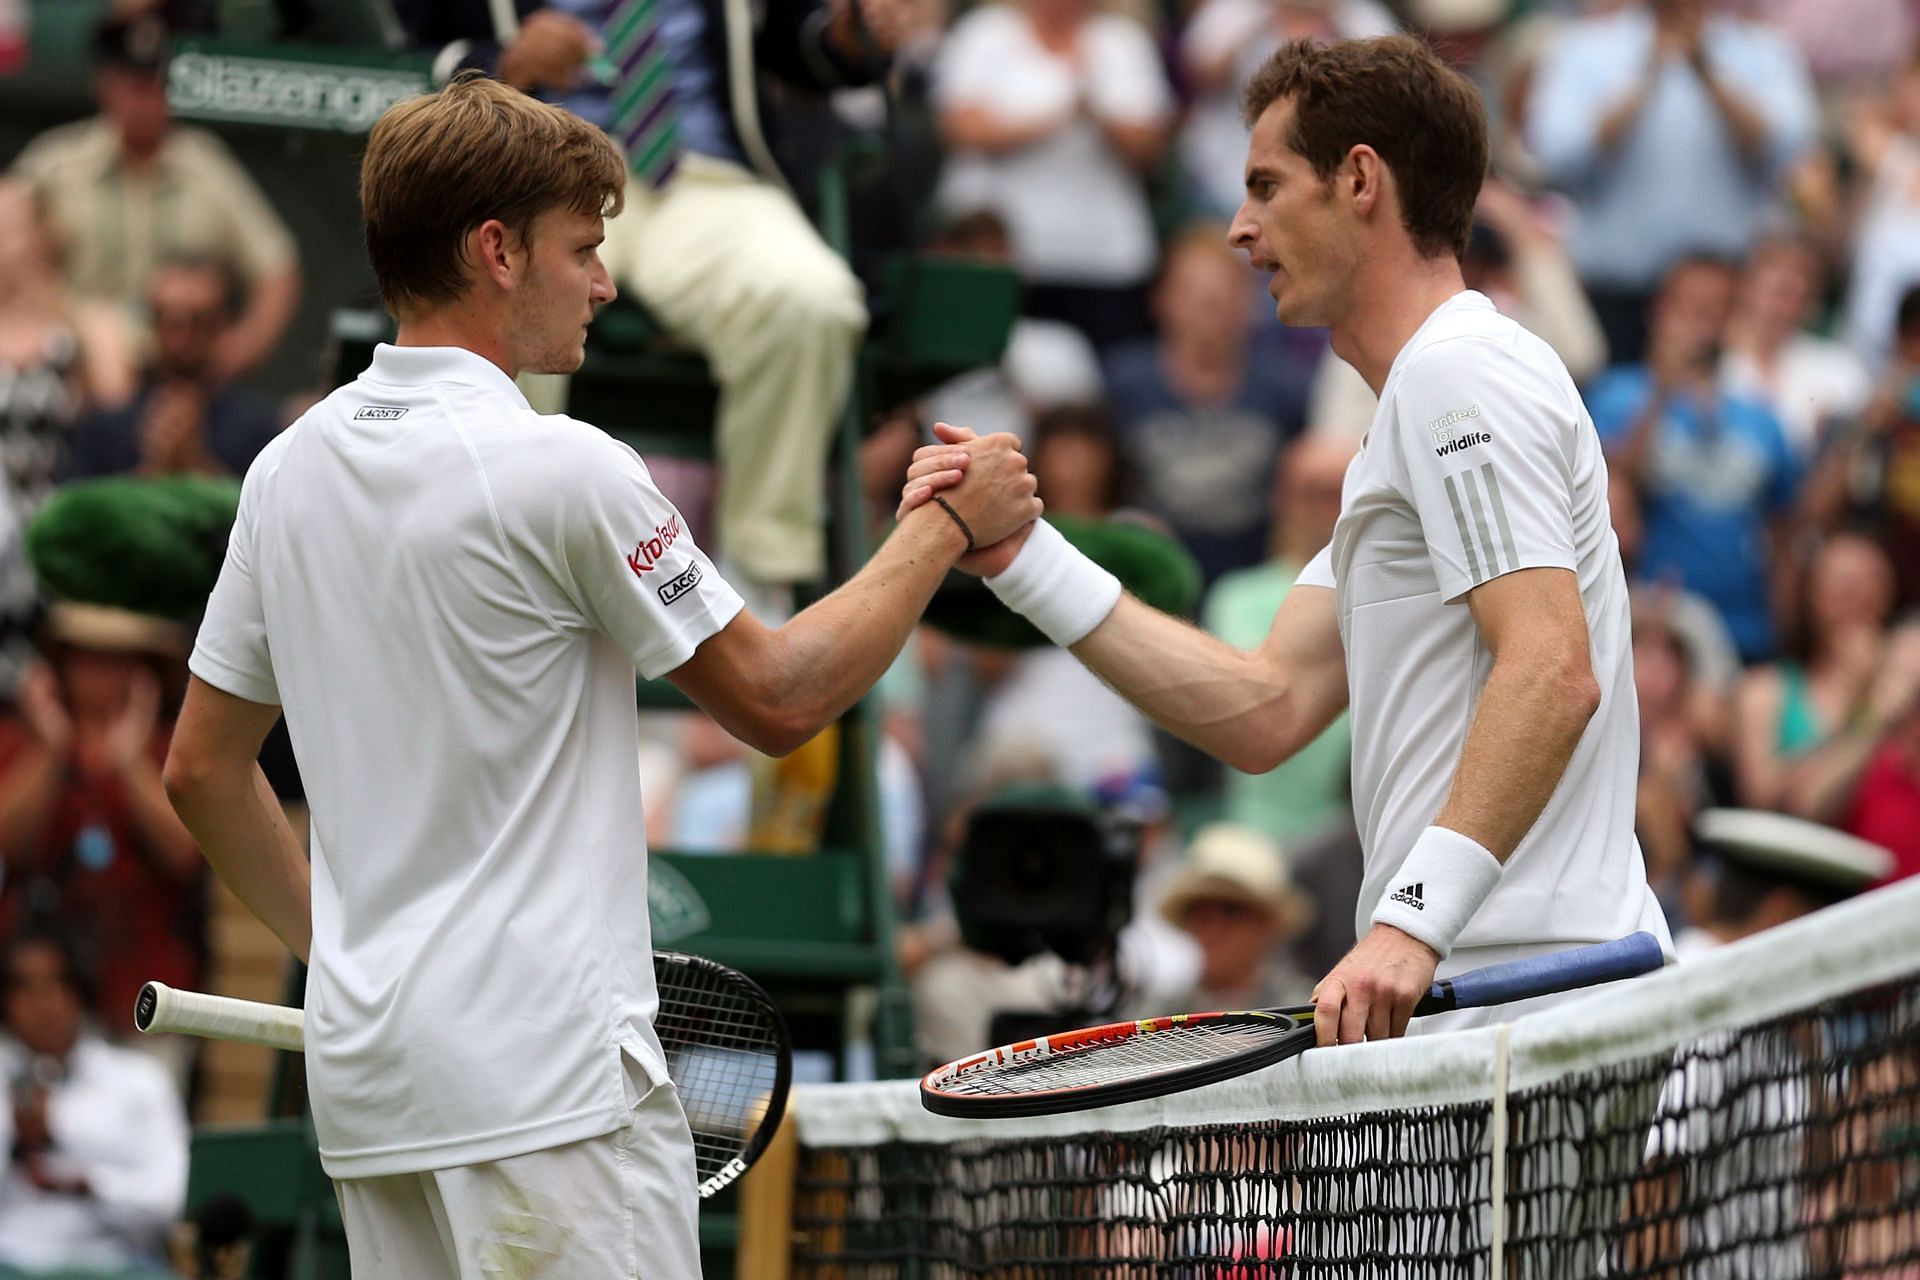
1429, 406, 1489, 457
626, 515, 684, 577
1390, 882, 1425, 910
354, 405, 407, 420
657, 562, 702, 606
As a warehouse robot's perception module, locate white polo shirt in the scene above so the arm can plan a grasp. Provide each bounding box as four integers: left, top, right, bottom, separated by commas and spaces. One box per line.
1299, 292, 1668, 953
191, 344, 743, 1177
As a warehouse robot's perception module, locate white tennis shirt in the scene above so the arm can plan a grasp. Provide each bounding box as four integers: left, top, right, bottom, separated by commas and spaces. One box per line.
191, 344, 743, 1177
1298, 292, 1669, 953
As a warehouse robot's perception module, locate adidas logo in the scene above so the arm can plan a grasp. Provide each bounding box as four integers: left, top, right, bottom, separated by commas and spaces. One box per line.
1390, 882, 1425, 910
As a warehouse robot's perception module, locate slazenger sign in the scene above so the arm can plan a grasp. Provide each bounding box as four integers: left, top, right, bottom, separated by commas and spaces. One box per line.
168, 51, 429, 134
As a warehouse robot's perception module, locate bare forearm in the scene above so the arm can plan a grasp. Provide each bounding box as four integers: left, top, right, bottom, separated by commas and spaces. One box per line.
1070, 593, 1339, 775
167, 765, 310, 962
1782, 727, 1882, 823
1610, 397, 1667, 483
1099, 119, 1165, 172
119, 758, 203, 878
0, 746, 64, 854
1701, 75, 1771, 161
941, 107, 1061, 154
762, 510, 965, 746
224, 268, 301, 378
1435, 656, 1600, 859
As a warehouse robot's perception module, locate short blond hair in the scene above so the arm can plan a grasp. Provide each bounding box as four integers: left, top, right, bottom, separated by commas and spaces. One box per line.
360, 72, 626, 316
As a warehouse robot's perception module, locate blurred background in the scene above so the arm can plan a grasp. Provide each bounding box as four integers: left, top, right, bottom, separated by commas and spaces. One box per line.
3, 0, 1920, 1273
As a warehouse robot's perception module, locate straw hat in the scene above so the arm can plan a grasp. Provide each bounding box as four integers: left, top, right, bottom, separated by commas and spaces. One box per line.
1694, 809, 1893, 895
45, 602, 189, 659
1159, 824, 1315, 938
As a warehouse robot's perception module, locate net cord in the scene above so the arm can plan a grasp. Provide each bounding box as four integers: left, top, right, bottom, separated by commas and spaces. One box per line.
796, 876, 1920, 1147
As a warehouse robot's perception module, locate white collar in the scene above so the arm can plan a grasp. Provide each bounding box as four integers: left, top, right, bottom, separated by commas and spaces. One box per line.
362, 344, 531, 411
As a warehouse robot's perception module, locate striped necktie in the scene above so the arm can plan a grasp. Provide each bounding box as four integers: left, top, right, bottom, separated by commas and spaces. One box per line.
606, 0, 682, 189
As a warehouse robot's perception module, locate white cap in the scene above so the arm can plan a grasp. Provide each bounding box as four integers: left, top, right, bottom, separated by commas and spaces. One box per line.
1158, 823, 1315, 937
1694, 809, 1894, 893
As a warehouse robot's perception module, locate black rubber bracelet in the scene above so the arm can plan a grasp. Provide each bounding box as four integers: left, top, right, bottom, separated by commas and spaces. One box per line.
931, 495, 975, 552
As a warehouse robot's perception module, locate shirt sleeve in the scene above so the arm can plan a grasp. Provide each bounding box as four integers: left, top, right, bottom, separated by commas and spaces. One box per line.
1391, 340, 1580, 604
1295, 544, 1335, 589
189, 477, 280, 705
555, 438, 744, 680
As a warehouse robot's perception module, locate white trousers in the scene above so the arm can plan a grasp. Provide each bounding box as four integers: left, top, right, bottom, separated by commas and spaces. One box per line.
527, 154, 868, 587
334, 1078, 702, 1279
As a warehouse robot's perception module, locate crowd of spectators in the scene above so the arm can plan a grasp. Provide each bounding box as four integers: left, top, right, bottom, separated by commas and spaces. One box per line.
3, 0, 1920, 1269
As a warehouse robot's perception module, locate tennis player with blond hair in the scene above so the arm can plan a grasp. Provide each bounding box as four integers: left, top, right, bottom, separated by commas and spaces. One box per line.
162, 73, 1037, 1275
905, 35, 1671, 1047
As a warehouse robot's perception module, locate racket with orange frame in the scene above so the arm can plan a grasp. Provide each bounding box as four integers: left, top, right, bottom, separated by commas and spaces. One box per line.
921, 932, 1664, 1118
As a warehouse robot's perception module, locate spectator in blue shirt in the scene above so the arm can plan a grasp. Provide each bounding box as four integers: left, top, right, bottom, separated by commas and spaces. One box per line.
1591, 256, 1801, 664
1103, 227, 1311, 584
62, 257, 281, 481
1526, 0, 1816, 364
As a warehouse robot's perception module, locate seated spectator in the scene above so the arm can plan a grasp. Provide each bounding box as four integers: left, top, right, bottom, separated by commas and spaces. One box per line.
1525, 0, 1816, 364
0, 177, 139, 697
1153, 824, 1315, 1013
1611, 471, 1743, 713
1202, 435, 1354, 845
1731, 531, 1899, 814
1590, 256, 1801, 663
1309, 179, 1607, 436
1841, 51, 1920, 371
1722, 233, 1873, 461
0, 928, 189, 1276
1176, 0, 1396, 221
922, 210, 1106, 442
8, 16, 300, 384
1824, 623, 1920, 884
0, 606, 202, 1031
1673, 808, 1893, 958
0, 179, 136, 463
1631, 600, 1720, 916
933, 0, 1172, 350
63, 257, 283, 481
1835, 284, 1920, 606
1106, 227, 1312, 584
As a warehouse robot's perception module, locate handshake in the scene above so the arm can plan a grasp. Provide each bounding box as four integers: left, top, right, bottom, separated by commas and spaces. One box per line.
896, 421, 1045, 577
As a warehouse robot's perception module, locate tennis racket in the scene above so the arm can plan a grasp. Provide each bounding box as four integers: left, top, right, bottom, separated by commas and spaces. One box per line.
921, 931, 1665, 1118
136, 951, 791, 1199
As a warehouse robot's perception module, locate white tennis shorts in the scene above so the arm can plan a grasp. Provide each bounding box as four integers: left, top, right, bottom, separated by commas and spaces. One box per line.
334, 1071, 701, 1278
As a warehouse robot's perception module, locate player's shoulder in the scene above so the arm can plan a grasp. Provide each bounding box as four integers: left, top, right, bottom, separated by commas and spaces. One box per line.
10, 118, 111, 176
1393, 305, 1569, 406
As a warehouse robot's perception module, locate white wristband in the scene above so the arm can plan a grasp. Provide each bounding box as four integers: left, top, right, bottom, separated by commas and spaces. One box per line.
1369, 826, 1503, 960
984, 519, 1123, 648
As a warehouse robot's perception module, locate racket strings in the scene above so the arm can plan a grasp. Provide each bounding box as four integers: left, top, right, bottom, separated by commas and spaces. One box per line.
653, 958, 783, 1186
939, 1019, 1310, 1097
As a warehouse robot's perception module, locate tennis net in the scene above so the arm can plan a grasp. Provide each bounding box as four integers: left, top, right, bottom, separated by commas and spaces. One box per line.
783, 878, 1920, 1277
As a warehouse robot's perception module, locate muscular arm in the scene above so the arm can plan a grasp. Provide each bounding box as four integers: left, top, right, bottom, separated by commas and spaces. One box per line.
669, 508, 969, 756
1435, 568, 1604, 857
1066, 580, 1347, 775
163, 679, 310, 963
673, 434, 1040, 754
1312, 567, 1601, 1045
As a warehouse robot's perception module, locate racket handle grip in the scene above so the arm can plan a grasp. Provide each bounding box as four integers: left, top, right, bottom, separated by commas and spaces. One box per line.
1415, 931, 1666, 1017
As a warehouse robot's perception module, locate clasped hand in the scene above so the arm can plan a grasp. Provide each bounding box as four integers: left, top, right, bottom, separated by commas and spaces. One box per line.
897, 422, 1041, 575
